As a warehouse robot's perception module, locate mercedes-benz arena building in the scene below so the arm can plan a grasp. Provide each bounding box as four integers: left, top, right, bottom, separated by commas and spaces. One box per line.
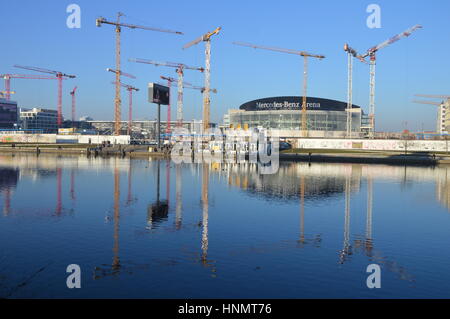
227, 96, 363, 138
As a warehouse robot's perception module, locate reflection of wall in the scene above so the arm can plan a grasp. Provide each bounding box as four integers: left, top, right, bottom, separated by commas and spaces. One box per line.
0, 133, 130, 144
0, 154, 132, 173
297, 138, 450, 152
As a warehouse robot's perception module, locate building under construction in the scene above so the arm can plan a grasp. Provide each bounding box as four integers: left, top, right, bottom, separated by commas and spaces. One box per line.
226, 96, 366, 138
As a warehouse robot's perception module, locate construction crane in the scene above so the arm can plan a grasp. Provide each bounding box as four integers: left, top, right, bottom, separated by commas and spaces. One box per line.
1, 74, 62, 101
96, 13, 183, 136
413, 97, 449, 134
13, 65, 75, 127
69, 86, 78, 127
129, 58, 204, 128
111, 81, 139, 136
233, 41, 325, 137
183, 27, 221, 131
358, 24, 423, 138
343, 44, 366, 138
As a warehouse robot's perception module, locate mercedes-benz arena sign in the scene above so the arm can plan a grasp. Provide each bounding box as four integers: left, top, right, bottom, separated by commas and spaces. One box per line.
239, 96, 361, 112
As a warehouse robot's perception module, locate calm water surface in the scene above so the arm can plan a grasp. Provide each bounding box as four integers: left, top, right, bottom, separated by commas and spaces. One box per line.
1, 153, 450, 298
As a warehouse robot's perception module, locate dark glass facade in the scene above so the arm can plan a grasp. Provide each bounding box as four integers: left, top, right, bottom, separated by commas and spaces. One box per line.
0, 99, 18, 129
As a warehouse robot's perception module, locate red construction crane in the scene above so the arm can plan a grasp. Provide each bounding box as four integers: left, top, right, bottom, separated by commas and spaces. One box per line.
96, 12, 183, 136
13, 65, 76, 127
233, 41, 325, 137
70, 86, 78, 126
357, 24, 422, 138
183, 27, 221, 131
1, 74, 61, 101
111, 81, 139, 136
129, 58, 204, 128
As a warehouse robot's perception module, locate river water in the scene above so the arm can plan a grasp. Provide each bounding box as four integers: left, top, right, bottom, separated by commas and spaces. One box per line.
1, 153, 450, 298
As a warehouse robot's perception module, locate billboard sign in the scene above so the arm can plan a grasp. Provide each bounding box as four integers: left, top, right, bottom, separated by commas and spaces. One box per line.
148, 83, 170, 105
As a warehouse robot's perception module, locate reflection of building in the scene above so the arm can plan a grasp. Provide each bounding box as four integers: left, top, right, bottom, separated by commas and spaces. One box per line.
0, 167, 19, 190
20, 107, 58, 133
0, 98, 18, 129
436, 167, 450, 211
220, 162, 362, 202
227, 96, 364, 138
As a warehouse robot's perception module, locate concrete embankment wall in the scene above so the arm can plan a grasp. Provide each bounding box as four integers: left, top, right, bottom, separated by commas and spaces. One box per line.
295, 138, 450, 153
0, 134, 130, 145
0, 134, 57, 144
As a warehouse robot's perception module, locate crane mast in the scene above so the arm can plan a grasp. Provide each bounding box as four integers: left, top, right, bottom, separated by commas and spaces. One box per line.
204, 40, 212, 132
177, 67, 184, 127
347, 53, 353, 137
111, 81, 139, 136
343, 43, 364, 138
302, 56, 309, 136
115, 13, 122, 137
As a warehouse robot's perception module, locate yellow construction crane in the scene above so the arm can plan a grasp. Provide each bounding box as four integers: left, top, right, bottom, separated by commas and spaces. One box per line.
233, 41, 325, 137
96, 12, 183, 135
183, 27, 221, 131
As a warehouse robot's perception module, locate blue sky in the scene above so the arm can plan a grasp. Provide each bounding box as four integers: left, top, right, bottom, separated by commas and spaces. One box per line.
0, 0, 449, 131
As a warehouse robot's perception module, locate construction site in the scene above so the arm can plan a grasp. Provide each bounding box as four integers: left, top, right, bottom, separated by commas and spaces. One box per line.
0, 14, 449, 158
3, 2, 450, 302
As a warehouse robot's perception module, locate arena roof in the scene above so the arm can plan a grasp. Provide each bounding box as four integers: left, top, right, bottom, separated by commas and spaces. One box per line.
239, 96, 362, 112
